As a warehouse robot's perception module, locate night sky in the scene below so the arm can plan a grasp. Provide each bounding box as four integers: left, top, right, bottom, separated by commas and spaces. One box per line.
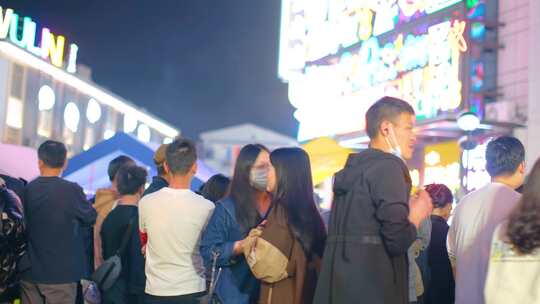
3, 0, 298, 139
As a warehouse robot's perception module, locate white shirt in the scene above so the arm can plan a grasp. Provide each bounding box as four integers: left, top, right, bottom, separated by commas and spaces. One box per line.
485, 223, 540, 304
139, 187, 215, 296
447, 183, 521, 304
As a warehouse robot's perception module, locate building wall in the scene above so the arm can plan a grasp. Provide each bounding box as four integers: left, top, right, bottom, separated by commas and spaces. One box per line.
0, 56, 173, 157
527, 0, 540, 168
497, 0, 540, 169
0, 58, 9, 139
497, 0, 529, 121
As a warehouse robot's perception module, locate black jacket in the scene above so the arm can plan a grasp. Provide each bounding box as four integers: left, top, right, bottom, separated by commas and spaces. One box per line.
0, 174, 25, 203
0, 186, 25, 300
22, 176, 97, 284
314, 149, 416, 304
142, 176, 168, 197
425, 215, 454, 304
101, 205, 145, 296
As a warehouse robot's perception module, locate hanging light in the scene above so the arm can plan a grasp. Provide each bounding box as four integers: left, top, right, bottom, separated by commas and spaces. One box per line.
64, 102, 80, 132
38, 85, 55, 111
457, 111, 480, 132
86, 98, 102, 124
137, 124, 151, 143
124, 114, 138, 133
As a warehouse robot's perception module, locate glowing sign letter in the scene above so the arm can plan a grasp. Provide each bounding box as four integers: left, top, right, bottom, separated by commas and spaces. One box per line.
0, 7, 14, 39
41, 28, 65, 68
23, 17, 41, 56
357, 8, 373, 41
449, 20, 468, 52
67, 44, 79, 73
9, 13, 25, 47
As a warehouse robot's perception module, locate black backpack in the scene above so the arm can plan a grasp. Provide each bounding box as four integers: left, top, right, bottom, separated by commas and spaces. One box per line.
0, 187, 26, 297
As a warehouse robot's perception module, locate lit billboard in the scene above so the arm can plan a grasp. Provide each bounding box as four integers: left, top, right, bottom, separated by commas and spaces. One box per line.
279, 0, 488, 141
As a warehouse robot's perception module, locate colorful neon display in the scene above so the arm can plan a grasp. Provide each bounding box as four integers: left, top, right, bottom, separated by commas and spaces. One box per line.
0, 6, 78, 72
279, 0, 470, 141
279, 0, 465, 74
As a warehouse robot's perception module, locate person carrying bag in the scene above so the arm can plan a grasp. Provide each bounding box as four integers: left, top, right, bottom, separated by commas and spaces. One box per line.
91, 217, 135, 293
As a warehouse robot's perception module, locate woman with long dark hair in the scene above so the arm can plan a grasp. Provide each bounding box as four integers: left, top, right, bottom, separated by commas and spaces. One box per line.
200, 144, 271, 304
243, 147, 327, 304
485, 158, 540, 304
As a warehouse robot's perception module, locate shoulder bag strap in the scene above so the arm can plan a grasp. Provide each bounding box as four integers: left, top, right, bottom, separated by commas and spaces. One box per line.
115, 215, 136, 256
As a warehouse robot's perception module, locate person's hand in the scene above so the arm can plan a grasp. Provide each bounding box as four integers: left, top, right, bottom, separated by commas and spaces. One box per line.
233, 239, 245, 256
409, 190, 433, 229
257, 220, 267, 229
0, 177, 6, 189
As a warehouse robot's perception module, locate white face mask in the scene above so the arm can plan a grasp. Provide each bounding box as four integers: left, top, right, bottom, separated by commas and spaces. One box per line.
250, 166, 269, 192
384, 126, 402, 159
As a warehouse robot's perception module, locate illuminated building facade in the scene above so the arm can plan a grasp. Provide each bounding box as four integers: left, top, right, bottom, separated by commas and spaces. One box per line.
0, 6, 179, 156
278, 0, 516, 194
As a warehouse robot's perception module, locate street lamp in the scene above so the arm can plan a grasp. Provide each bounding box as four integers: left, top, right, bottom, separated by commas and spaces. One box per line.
457, 111, 480, 192
457, 111, 481, 132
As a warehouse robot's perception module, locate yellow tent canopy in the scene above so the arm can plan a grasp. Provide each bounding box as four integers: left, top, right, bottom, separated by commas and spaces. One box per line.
302, 137, 353, 186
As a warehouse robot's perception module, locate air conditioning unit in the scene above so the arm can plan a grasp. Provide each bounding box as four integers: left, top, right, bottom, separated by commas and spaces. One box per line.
484, 100, 516, 122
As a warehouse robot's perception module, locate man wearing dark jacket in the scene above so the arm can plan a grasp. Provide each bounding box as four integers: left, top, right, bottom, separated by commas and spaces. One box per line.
20, 140, 97, 304
314, 97, 433, 304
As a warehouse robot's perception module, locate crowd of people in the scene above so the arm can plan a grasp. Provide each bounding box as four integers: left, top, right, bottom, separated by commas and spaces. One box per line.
0, 96, 539, 304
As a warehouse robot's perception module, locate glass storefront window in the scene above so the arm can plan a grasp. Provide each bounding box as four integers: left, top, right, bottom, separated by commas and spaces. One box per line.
6, 97, 23, 129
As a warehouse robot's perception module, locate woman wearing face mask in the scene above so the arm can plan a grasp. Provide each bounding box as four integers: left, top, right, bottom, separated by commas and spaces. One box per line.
243, 147, 327, 304
200, 144, 271, 304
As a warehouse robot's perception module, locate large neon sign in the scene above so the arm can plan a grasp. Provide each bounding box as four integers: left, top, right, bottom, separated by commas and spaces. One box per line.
0, 6, 79, 73
279, 0, 470, 141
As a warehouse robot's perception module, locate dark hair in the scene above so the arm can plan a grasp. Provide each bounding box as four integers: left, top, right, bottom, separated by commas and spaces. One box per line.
270, 147, 327, 257
38, 140, 67, 168
108, 155, 135, 181
201, 174, 230, 203
230, 144, 269, 234
117, 165, 148, 196
507, 159, 540, 254
425, 184, 453, 209
365, 96, 415, 139
166, 138, 197, 175
485, 136, 525, 177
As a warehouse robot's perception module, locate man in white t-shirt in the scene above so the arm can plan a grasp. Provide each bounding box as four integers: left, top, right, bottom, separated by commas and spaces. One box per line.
447, 136, 525, 304
139, 138, 215, 304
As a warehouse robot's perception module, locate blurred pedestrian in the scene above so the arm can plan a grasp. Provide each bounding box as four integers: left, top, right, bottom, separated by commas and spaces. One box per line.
448, 136, 525, 304
143, 144, 169, 197
485, 158, 540, 304
139, 138, 214, 304
21, 140, 97, 304
0, 177, 25, 303
424, 184, 454, 304
244, 147, 326, 304
314, 97, 433, 304
200, 144, 271, 304
94, 156, 135, 269
101, 165, 147, 304
200, 174, 230, 203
